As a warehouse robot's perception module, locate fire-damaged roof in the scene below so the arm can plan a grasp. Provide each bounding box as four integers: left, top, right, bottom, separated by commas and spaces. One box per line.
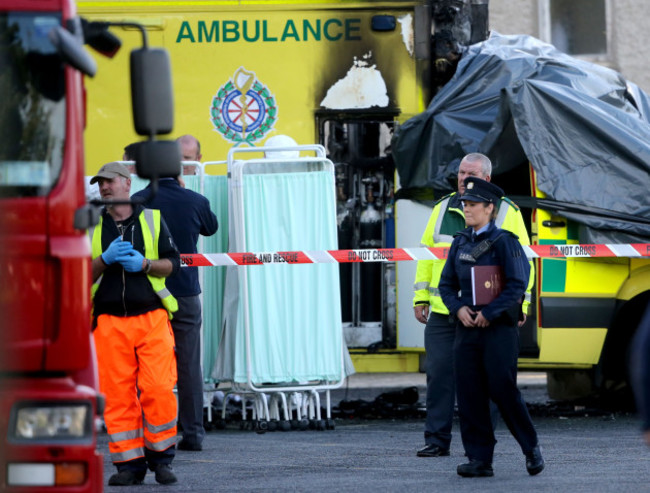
392, 32, 650, 243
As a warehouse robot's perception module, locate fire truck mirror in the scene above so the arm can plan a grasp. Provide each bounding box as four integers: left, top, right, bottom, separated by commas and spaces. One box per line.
49, 25, 97, 77
130, 48, 174, 136
74, 204, 101, 230
79, 19, 122, 59
133, 140, 182, 180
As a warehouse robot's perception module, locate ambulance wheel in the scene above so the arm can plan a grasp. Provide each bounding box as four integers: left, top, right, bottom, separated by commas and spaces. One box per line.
596, 292, 649, 411
256, 420, 268, 434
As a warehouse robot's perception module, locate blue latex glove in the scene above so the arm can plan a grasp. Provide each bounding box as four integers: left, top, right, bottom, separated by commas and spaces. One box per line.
116, 249, 146, 273
101, 237, 134, 265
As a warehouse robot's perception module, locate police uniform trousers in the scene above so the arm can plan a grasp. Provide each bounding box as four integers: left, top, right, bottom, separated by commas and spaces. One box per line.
453, 320, 538, 463
94, 309, 178, 469
423, 312, 456, 448
172, 295, 206, 447
424, 312, 501, 448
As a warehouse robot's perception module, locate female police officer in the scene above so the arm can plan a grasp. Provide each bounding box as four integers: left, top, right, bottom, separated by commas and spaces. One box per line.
438, 176, 544, 478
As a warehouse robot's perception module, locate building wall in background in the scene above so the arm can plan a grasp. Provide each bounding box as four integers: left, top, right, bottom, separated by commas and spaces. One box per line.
489, 0, 650, 93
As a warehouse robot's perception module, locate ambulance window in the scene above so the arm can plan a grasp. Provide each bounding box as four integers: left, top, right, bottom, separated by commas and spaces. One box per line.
540, 0, 608, 57
0, 13, 65, 198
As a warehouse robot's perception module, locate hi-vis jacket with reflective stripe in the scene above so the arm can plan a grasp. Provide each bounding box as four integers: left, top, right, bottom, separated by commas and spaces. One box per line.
89, 207, 179, 319
413, 192, 534, 315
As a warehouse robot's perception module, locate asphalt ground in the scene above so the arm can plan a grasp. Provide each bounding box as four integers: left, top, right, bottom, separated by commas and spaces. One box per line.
99, 373, 650, 492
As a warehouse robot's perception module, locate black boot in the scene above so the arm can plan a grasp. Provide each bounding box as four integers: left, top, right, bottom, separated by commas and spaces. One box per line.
416, 444, 450, 457
525, 445, 545, 475
154, 464, 178, 485
108, 469, 146, 486
457, 459, 494, 477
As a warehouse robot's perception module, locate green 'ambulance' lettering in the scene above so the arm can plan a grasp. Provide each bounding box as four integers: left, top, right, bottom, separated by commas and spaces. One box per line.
243, 20, 260, 42
176, 17, 363, 43
303, 19, 320, 40
323, 18, 342, 41
263, 20, 277, 41
177, 21, 195, 42
281, 19, 299, 41
199, 21, 218, 42
346, 18, 361, 41
223, 20, 239, 42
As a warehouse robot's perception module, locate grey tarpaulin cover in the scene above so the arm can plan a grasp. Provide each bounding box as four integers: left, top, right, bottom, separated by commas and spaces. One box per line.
392, 32, 650, 243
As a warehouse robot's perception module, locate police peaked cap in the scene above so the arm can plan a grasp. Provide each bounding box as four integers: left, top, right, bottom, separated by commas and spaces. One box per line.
460, 177, 504, 204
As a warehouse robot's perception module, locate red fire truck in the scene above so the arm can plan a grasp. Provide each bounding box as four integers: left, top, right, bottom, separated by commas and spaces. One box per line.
0, 1, 178, 490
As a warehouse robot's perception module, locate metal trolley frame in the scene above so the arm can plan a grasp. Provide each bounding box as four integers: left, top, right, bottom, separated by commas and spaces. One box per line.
213, 145, 348, 432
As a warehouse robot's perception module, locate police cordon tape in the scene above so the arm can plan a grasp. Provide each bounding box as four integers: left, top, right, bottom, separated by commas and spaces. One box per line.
180, 243, 650, 267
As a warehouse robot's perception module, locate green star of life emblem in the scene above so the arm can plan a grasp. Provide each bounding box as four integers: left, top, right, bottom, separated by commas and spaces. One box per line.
210, 67, 278, 146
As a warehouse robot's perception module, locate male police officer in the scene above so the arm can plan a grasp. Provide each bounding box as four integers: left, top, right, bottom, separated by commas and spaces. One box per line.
413, 153, 533, 457
177, 134, 202, 175
133, 154, 218, 452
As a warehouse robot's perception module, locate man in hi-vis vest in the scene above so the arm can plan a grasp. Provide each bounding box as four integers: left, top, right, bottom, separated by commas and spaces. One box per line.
413, 153, 534, 458
89, 162, 181, 486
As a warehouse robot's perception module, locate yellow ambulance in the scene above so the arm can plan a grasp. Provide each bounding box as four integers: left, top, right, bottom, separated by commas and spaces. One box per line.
78, 0, 431, 173
79, 0, 650, 403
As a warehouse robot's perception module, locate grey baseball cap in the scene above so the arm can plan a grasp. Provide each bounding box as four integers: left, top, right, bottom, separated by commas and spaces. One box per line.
90, 162, 131, 184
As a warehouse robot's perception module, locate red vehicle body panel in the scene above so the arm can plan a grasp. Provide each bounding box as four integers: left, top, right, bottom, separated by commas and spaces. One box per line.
0, 0, 103, 490
0, 378, 103, 493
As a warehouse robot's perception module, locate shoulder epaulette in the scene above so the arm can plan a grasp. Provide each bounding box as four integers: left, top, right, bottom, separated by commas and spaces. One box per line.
453, 226, 472, 239
499, 196, 520, 212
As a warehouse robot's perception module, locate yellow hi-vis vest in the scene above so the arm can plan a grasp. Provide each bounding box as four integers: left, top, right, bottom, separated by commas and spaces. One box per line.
89, 208, 178, 319
413, 192, 534, 315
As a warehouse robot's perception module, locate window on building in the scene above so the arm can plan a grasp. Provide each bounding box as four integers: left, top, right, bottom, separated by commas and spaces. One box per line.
540, 0, 608, 58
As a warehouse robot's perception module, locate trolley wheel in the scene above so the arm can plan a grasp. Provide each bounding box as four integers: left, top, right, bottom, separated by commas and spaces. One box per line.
256, 420, 268, 434
239, 421, 248, 431
290, 419, 300, 430
326, 419, 336, 430
267, 420, 278, 432
299, 419, 309, 431
308, 419, 317, 430
214, 419, 227, 430
316, 419, 327, 431
279, 420, 291, 432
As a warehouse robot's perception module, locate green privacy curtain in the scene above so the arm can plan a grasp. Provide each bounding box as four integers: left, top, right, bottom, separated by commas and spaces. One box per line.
200, 175, 228, 383
129, 171, 228, 385
213, 161, 346, 384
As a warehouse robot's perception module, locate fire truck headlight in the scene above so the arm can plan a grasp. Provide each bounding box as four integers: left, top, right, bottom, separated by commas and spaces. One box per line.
13, 404, 90, 440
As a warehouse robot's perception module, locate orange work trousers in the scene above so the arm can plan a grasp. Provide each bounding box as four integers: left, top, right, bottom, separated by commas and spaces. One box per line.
94, 308, 178, 464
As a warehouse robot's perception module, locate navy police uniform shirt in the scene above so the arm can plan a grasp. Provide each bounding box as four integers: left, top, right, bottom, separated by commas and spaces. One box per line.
438, 221, 529, 323
133, 178, 218, 297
